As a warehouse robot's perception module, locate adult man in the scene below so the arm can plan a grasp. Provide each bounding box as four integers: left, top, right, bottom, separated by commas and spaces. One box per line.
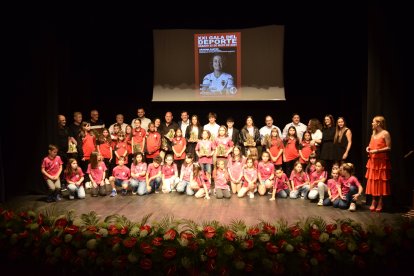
259, 115, 283, 147
131, 107, 151, 131
87, 109, 105, 134
282, 113, 308, 141
68, 111, 83, 159
159, 111, 179, 159
56, 114, 70, 163
178, 111, 190, 135
109, 114, 128, 134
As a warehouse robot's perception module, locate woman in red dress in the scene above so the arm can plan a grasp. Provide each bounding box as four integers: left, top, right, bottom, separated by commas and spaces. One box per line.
365, 116, 391, 212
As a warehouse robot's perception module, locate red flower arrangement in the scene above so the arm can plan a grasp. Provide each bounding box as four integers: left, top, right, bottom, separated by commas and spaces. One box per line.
0, 209, 414, 274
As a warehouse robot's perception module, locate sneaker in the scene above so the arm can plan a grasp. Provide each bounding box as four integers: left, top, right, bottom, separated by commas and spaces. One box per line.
132, 191, 137, 195
154, 190, 160, 194
55, 194, 62, 201
249, 192, 254, 199
105, 178, 110, 185
121, 189, 127, 196
349, 202, 356, 212
69, 194, 75, 200
61, 184, 67, 192
110, 190, 117, 197
46, 195, 54, 203
171, 188, 176, 192
317, 199, 323, 206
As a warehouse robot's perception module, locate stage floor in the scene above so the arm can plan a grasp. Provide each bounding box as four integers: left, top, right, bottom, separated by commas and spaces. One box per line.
3, 189, 405, 226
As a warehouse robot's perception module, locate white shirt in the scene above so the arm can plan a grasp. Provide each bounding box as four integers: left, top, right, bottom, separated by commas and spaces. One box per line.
201, 72, 235, 94
203, 123, 220, 140
109, 123, 128, 134
180, 120, 190, 136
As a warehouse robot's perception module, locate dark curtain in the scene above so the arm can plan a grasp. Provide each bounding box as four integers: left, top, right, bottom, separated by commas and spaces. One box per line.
366, 3, 413, 208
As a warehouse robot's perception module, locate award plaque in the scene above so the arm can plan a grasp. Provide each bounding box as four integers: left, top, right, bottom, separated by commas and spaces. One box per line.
200, 146, 209, 157
189, 132, 198, 143
245, 134, 256, 147
165, 129, 175, 140
216, 144, 226, 157
67, 141, 77, 153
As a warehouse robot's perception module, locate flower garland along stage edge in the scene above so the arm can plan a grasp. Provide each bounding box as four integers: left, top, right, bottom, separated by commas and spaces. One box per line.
1, 208, 414, 275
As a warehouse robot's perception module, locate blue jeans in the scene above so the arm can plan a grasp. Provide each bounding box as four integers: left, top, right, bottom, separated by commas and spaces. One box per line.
339, 186, 357, 209
148, 177, 162, 194
130, 179, 146, 194
323, 197, 340, 207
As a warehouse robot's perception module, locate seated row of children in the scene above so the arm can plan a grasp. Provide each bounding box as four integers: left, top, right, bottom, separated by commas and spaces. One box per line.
42, 144, 362, 211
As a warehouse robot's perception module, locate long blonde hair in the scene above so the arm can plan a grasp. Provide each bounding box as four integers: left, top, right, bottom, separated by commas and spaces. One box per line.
373, 116, 386, 135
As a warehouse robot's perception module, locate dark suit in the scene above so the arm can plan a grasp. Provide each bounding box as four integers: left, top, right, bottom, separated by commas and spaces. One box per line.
228, 128, 240, 147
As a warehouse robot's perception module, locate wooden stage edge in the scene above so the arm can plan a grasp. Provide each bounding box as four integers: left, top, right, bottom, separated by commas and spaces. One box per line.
2, 188, 408, 227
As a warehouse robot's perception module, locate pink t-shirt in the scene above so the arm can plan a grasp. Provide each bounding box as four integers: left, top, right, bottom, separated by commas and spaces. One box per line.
147, 163, 161, 179
180, 163, 193, 181
290, 171, 309, 188
87, 161, 107, 182
274, 173, 289, 192
112, 165, 130, 180
214, 136, 234, 151
41, 156, 63, 179
214, 168, 229, 190
327, 178, 340, 198
340, 175, 361, 196
196, 140, 215, 164
309, 170, 327, 183
243, 168, 258, 187
131, 162, 147, 181
195, 171, 211, 189
65, 168, 84, 183
258, 161, 274, 180
162, 163, 177, 179
227, 156, 246, 181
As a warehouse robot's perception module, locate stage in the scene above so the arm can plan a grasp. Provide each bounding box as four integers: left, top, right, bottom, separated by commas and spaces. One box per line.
4, 187, 404, 226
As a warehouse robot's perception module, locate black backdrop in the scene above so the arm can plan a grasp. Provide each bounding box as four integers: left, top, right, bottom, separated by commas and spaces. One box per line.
2, 4, 412, 209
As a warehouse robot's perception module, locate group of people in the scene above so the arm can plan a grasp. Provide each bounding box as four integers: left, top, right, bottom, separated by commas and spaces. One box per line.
44, 109, 391, 211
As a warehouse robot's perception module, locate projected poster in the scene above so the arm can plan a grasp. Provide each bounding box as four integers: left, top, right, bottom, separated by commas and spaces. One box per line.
194, 32, 241, 98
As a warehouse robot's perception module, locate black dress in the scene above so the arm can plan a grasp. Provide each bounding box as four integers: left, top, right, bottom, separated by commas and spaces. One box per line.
334, 128, 349, 161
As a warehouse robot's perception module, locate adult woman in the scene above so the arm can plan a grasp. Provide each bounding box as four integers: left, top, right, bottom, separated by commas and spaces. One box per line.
239, 116, 261, 157
319, 115, 336, 174
365, 116, 391, 212
200, 54, 236, 95
333, 117, 352, 162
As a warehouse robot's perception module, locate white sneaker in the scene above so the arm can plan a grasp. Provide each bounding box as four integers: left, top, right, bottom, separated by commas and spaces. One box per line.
249, 192, 254, 199
317, 199, 323, 206
349, 202, 356, 212
105, 178, 110, 185
69, 195, 75, 200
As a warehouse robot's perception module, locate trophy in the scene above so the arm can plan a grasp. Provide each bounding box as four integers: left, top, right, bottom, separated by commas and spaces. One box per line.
216, 144, 227, 157
245, 133, 256, 147
188, 131, 198, 143
165, 129, 175, 140
200, 146, 209, 157
67, 141, 77, 153
161, 137, 168, 150
262, 134, 271, 146
133, 143, 142, 154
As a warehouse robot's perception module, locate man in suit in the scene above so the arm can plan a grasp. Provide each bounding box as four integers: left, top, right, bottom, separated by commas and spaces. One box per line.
226, 117, 239, 147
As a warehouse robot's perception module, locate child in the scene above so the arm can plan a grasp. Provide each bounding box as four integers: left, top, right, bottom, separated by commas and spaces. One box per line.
97, 128, 113, 177
172, 128, 187, 172
338, 162, 363, 211
266, 127, 284, 166
299, 131, 316, 166
132, 119, 146, 155
130, 152, 147, 195
270, 166, 290, 200
146, 155, 162, 194
176, 153, 194, 195
196, 130, 215, 185
87, 151, 107, 197
323, 168, 341, 207
64, 158, 85, 200
145, 123, 161, 164
190, 163, 211, 199
227, 146, 246, 194
305, 153, 317, 175
109, 156, 130, 196
214, 125, 234, 167
114, 131, 128, 165
307, 160, 327, 203
213, 160, 231, 199
283, 126, 300, 178
161, 154, 179, 193
238, 157, 258, 199
125, 124, 134, 163
41, 144, 63, 202
289, 161, 310, 199
257, 152, 275, 196
246, 147, 259, 168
